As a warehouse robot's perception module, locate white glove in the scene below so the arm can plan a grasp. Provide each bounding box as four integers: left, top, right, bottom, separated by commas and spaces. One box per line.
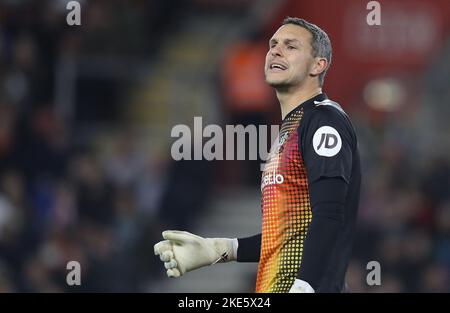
154, 230, 238, 278
289, 279, 315, 293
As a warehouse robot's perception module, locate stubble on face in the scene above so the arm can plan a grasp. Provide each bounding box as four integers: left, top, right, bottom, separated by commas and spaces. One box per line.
265, 24, 315, 91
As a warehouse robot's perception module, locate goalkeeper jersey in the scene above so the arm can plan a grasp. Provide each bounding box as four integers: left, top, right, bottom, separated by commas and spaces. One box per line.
255, 93, 360, 292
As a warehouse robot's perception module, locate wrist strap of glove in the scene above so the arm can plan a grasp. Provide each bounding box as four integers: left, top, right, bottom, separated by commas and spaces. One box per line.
209, 238, 239, 264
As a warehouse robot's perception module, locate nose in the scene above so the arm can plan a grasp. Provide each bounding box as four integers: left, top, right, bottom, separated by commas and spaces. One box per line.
270, 45, 282, 57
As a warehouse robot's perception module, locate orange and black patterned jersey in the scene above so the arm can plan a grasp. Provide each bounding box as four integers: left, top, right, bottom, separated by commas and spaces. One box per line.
254, 93, 360, 293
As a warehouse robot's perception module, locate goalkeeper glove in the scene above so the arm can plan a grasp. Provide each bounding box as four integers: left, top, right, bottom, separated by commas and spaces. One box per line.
154, 230, 238, 278
289, 279, 315, 293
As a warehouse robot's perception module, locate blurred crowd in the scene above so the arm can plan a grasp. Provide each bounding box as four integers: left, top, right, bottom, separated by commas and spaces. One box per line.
349, 121, 450, 292
0, 0, 192, 292
0, 0, 448, 292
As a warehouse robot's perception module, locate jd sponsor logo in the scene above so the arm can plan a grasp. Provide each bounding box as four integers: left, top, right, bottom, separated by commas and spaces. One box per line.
312, 126, 342, 157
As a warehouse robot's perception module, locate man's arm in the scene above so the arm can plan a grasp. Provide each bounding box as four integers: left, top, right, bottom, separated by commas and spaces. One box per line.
294, 103, 355, 292
237, 234, 261, 262
296, 177, 347, 291
154, 231, 261, 278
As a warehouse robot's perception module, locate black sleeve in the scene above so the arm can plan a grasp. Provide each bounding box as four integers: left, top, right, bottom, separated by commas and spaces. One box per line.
237, 234, 261, 262
296, 177, 347, 290
296, 105, 354, 291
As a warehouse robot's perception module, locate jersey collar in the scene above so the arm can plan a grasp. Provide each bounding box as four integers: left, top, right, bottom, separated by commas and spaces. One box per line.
283, 93, 328, 122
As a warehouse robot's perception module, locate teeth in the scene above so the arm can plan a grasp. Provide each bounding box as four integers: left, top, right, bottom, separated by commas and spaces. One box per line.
271, 64, 285, 70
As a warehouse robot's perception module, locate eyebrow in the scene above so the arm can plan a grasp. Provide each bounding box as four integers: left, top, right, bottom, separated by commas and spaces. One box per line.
269, 38, 302, 46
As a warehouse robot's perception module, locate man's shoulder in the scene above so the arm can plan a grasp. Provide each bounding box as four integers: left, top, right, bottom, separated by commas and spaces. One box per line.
312, 98, 347, 116
299, 97, 356, 142
303, 97, 349, 125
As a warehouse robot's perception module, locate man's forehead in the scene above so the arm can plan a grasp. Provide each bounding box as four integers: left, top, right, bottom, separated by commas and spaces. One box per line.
270, 24, 312, 42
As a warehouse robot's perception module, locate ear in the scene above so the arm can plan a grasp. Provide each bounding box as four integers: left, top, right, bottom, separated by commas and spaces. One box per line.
310, 57, 328, 77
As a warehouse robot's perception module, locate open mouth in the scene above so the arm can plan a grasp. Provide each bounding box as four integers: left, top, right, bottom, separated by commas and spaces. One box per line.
269, 62, 287, 71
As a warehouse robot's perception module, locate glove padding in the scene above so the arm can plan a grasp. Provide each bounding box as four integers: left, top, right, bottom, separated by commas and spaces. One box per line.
289, 279, 315, 293
154, 230, 237, 278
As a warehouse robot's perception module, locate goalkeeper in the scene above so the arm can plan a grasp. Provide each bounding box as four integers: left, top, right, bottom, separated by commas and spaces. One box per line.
154, 17, 361, 293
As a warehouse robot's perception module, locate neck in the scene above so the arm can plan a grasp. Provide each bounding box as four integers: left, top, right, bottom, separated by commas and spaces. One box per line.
276, 83, 322, 119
